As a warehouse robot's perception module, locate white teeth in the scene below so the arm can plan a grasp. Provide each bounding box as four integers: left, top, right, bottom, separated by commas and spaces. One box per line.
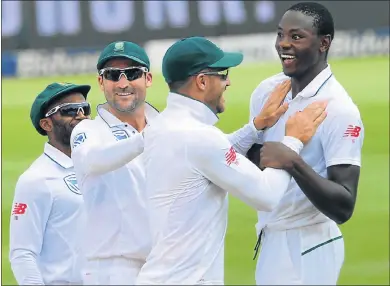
281, 54, 295, 59
117, 93, 132, 96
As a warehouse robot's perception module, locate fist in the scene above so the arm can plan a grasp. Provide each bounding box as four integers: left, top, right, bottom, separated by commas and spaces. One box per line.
259, 142, 300, 171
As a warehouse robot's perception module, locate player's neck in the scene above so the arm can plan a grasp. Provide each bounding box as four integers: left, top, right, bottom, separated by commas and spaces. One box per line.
291, 62, 328, 98
48, 141, 71, 158
109, 104, 147, 132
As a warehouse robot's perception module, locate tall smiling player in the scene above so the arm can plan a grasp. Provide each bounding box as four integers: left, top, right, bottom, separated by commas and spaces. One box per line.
248, 2, 364, 285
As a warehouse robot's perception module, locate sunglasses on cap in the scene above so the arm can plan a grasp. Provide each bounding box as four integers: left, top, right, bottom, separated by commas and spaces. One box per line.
99, 66, 149, 82
193, 69, 229, 81
45, 102, 91, 118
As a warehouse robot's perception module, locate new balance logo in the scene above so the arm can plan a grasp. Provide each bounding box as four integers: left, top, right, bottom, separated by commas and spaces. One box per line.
225, 147, 238, 166
12, 203, 27, 215
343, 125, 361, 138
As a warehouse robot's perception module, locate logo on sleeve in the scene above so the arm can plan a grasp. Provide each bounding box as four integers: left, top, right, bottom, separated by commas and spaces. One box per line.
343, 125, 361, 138
225, 146, 239, 166
112, 130, 129, 141
12, 203, 27, 219
72, 132, 86, 149
64, 174, 81, 195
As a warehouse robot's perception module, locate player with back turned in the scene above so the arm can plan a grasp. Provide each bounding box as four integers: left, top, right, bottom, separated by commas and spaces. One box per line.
137, 36, 327, 285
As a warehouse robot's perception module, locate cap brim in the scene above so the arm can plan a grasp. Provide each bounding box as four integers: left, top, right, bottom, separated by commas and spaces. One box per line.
209, 52, 243, 69
97, 55, 148, 70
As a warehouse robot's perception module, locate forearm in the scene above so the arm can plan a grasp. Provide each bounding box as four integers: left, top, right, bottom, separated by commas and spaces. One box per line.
75, 133, 144, 175
227, 120, 262, 155
10, 251, 44, 285
211, 137, 302, 211
245, 168, 292, 211
288, 158, 354, 224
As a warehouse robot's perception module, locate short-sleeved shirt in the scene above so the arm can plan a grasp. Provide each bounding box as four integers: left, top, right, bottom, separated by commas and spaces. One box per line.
249, 65, 364, 232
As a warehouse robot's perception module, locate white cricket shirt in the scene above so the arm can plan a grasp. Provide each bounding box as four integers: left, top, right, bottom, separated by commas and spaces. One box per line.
136, 92, 304, 285
9, 143, 85, 285
249, 65, 365, 233
70, 103, 159, 261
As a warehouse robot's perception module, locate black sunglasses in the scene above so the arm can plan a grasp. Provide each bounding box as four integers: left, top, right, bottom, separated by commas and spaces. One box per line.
99, 66, 149, 82
45, 102, 91, 118
194, 69, 229, 81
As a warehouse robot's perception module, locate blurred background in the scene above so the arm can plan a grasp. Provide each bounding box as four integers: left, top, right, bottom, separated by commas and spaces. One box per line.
2, 1, 389, 285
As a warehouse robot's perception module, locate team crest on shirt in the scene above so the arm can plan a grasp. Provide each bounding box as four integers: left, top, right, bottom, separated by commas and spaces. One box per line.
63, 174, 81, 195
112, 130, 129, 141
72, 132, 86, 149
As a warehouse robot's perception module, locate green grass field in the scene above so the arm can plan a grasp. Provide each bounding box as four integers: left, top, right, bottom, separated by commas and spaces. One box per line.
2, 56, 389, 285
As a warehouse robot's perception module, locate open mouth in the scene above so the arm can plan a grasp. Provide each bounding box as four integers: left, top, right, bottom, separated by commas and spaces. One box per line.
116, 92, 135, 97
280, 54, 296, 65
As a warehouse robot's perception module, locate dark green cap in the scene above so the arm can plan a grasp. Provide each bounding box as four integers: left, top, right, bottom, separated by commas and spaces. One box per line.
30, 82, 91, 136
162, 36, 244, 83
97, 41, 150, 70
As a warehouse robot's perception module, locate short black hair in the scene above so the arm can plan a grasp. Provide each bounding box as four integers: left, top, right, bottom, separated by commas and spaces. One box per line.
168, 79, 190, 92
288, 2, 335, 40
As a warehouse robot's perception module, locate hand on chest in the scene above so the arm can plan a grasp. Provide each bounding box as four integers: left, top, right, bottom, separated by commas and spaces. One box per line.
263, 100, 325, 166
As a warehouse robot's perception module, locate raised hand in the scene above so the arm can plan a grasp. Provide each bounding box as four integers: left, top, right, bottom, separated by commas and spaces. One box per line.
285, 101, 328, 144
253, 80, 291, 130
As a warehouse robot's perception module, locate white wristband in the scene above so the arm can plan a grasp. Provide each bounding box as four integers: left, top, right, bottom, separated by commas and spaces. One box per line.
250, 118, 265, 138
281, 136, 304, 154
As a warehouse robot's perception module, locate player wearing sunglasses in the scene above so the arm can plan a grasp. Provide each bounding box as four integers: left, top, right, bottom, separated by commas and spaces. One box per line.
70, 41, 159, 285
10, 83, 91, 285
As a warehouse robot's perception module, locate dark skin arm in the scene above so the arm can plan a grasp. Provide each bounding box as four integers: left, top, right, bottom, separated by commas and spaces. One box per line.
287, 160, 360, 224
247, 101, 360, 224
246, 143, 262, 167
247, 143, 360, 224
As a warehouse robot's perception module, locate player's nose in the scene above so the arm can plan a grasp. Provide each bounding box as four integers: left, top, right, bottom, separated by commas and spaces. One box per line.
117, 74, 129, 88
75, 109, 88, 120
225, 76, 231, 86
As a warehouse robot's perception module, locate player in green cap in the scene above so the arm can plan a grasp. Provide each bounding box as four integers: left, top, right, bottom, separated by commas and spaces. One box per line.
137, 36, 327, 284
10, 82, 91, 285
70, 41, 159, 285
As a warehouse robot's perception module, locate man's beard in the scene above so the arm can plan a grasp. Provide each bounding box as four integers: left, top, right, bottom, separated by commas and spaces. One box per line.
52, 119, 73, 147
111, 97, 144, 113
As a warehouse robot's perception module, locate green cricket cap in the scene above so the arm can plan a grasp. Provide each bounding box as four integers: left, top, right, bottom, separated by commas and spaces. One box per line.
97, 41, 150, 70
162, 36, 244, 83
30, 82, 91, 136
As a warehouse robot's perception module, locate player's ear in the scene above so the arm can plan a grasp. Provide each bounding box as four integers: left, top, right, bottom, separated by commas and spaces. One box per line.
320, 34, 331, 54
195, 74, 206, 91
97, 75, 104, 92
39, 118, 53, 133
145, 72, 153, 88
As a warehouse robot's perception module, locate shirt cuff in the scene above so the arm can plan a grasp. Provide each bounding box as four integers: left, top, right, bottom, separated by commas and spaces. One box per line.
249, 118, 264, 141
281, 136, 304, 154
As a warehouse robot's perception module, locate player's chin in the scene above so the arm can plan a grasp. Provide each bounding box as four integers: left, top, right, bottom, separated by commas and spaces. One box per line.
282, 67, 297, 77
216, 103, 225, 114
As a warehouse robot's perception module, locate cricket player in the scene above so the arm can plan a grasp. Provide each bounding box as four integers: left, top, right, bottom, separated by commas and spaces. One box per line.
136, 36, 327, 285
248, 2, 364, 285
70, 41, 159, 285
9, 82, 91, 285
